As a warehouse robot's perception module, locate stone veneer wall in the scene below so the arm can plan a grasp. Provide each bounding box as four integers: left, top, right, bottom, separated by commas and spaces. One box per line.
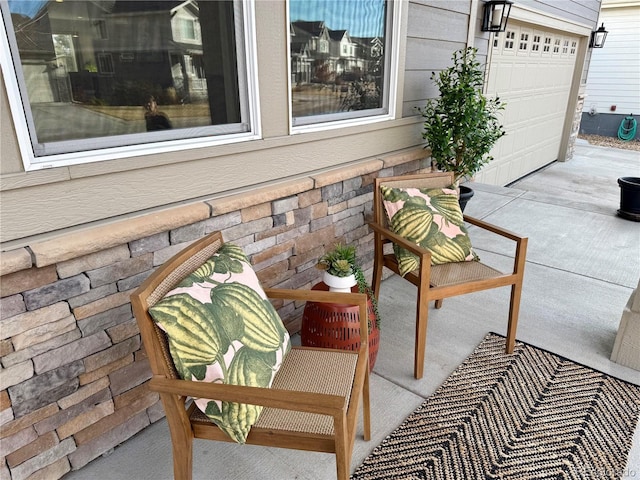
0, 147, 429, 480
566, 91, 586, 160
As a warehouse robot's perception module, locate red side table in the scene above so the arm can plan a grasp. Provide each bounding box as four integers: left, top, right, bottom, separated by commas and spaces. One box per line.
300, 282, 380, 371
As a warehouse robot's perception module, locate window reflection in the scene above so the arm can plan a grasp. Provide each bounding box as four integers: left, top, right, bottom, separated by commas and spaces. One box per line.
5, 0, 243, 149
289, 0, 388, 124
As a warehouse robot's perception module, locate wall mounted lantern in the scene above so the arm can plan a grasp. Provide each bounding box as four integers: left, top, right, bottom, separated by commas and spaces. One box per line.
589, 23, 608, 48
481, 0, 513, 33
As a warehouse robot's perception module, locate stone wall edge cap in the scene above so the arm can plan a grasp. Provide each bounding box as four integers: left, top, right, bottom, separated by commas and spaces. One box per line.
379, 146, 429, 167
312, 159, 383, 188
206, 177, 315, 215
0, 248, 33, 276
30, 203, 210, 267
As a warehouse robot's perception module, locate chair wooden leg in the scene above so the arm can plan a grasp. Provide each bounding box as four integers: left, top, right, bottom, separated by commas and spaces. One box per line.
372, 237, 384, 300
505, 282, 522, 354
434, 299, 443, 309
362, 368, 371, 441
172, 440, 193, 480
414, 295, 430, 379
334, 415, 350, 480
506, 237, 527, 354
162, 395, 194, 480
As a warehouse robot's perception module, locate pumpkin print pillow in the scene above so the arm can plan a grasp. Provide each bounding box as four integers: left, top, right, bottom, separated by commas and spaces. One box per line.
148, 243, 291, 444
381, 185, 478, 276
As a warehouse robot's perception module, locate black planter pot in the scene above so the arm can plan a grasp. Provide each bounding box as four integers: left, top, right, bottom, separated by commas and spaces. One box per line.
617, 177, 640, 222
459, 185, 475, 212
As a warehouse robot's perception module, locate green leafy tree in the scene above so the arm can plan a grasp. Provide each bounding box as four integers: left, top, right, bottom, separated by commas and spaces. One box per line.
417, 47, 506, 186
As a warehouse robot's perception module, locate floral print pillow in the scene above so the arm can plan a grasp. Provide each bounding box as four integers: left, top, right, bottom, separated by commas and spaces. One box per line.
149, 243, 291, 444
381, 185, 478, 276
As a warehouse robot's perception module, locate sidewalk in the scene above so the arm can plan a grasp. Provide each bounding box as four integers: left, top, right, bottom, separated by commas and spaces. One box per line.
65, 141, 640, 479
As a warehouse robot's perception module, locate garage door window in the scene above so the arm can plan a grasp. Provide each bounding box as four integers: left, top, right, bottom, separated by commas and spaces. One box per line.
0, 0, 257, 169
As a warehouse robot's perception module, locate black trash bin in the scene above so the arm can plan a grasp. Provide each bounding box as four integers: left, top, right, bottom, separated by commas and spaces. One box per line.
617, 177, 640, 221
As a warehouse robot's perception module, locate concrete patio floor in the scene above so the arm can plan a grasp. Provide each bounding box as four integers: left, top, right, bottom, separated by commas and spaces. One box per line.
65, 141, 640, 479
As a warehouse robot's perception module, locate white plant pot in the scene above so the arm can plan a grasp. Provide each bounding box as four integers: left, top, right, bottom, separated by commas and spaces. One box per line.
323, 272, 356, 292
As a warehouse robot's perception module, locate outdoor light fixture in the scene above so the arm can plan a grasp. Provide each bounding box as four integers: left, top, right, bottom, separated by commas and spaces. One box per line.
589, 23, 608, 48
481, 0, 513, 33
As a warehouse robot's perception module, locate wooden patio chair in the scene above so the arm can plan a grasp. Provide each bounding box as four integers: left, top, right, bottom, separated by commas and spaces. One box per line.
370, 172, 528, 379
131, 231, 370, 480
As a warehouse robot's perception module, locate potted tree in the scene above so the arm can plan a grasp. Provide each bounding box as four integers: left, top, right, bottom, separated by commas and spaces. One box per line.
417, 47, 506, 210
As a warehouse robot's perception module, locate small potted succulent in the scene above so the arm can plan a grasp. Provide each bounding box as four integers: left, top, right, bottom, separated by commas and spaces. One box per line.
317, 243, 358, 292
317, 243, 381, 330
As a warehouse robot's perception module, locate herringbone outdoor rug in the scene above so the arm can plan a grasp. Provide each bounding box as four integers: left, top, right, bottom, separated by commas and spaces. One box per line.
352, 333, 640, 479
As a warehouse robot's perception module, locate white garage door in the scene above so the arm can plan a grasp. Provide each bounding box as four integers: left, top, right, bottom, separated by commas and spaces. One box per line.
477, 21, 580, 185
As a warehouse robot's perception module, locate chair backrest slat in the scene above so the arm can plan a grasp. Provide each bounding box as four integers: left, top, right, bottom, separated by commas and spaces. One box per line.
148, 238, 223, 307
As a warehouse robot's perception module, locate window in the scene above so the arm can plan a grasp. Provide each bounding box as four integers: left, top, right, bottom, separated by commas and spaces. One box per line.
518, 33, 529, 51
0, 0, 258, 170
97, 53, 114, 74
52, 34, 78, 73
180, 18, 196, 40
531, 35, 541, 52
503, 30, 515, 49
94, 19, 108, 39
289, 0, 397, 129
174, 14, 200, 43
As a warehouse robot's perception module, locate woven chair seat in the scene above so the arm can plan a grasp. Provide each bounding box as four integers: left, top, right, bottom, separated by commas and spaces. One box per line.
382, 254, 503, 287
190, 347, 358, 436
430, 260, 503, 286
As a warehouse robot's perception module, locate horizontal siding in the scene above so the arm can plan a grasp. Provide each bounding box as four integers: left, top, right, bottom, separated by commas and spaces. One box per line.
406, 4, 468, 40
0, 122, 423, 244
404, 37, 467, 71
582, 6, 640, 114
518, 0, 601, 25
402, 1, 474, 118
410, 0, 470, 16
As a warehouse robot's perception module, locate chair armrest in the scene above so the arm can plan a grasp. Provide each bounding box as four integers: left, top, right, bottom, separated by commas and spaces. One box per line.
464, 215, 528, 275
264, 288, 367, 307
463, 215, 526, 243
149, 376, 346, 416
368, 221, 432, 259
264, 288, 369, 339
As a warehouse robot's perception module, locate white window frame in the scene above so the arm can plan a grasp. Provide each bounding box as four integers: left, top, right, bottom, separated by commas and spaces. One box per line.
287, 0, 401, 135
0, 0, 261, 171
